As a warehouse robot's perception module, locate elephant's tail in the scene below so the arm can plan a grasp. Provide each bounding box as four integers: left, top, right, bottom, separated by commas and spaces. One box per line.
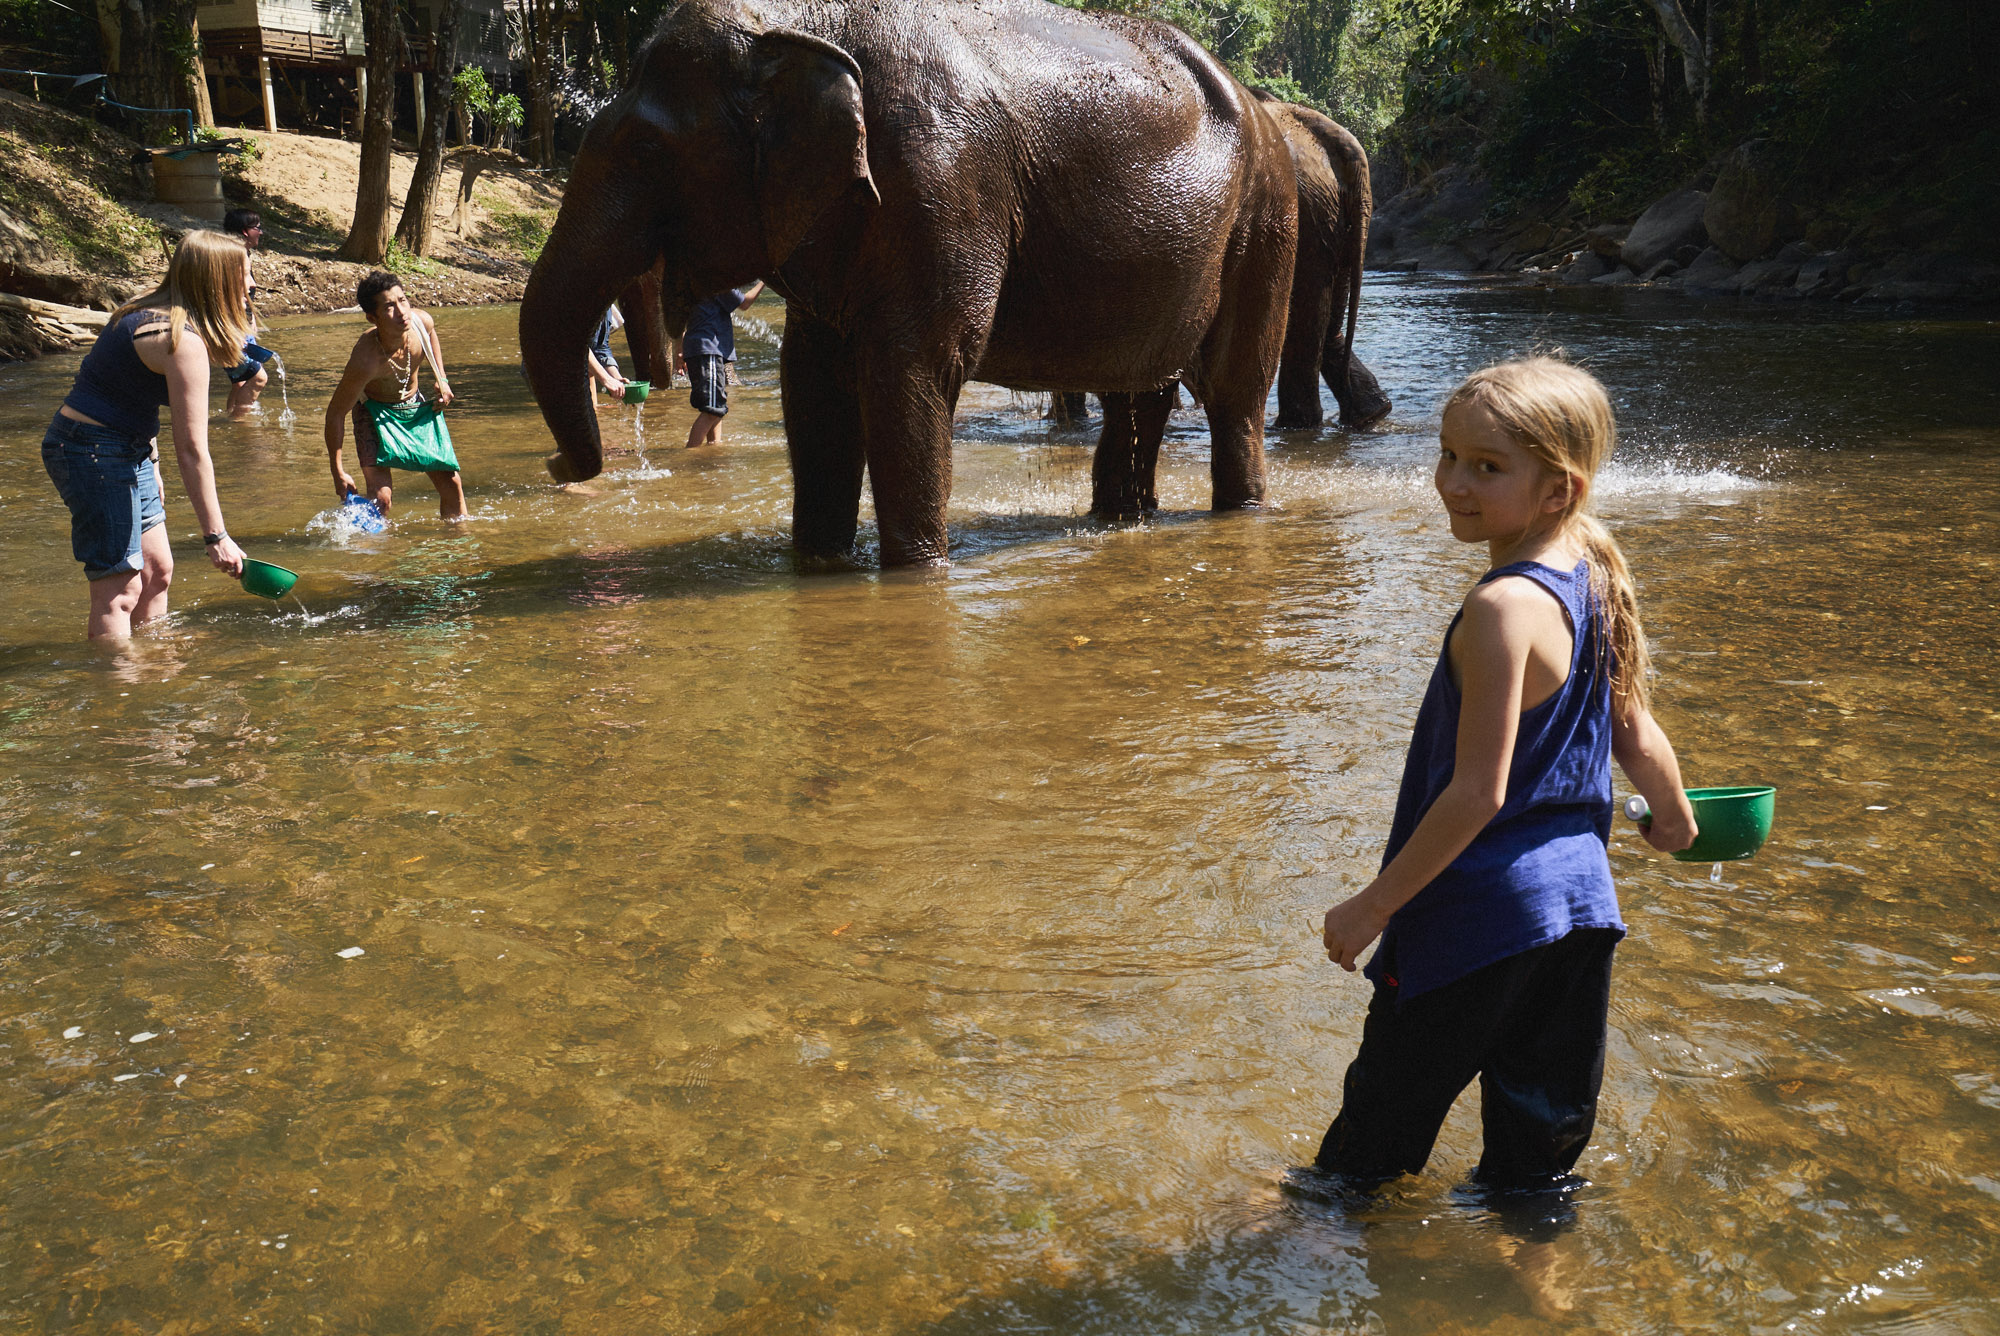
1288, 106, 1371, 395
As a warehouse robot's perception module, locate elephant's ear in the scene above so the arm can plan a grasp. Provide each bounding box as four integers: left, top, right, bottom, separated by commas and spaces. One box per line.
751, 29, 881, 267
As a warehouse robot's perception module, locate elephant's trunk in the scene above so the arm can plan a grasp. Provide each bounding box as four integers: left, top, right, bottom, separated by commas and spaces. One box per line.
614, 262, 673, 385
520, 195, 660, 482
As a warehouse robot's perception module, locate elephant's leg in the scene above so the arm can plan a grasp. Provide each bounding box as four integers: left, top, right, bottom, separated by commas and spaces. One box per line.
1197, 198, 1291, 509
780, 311, 867, 558
855, 357, 960, 567
1331, 349, 1393, 429
1274, 278, 1333, 430
1090, 387, 1174, 519
1196, 310, 1285, 511
1048, 390, 1091, 424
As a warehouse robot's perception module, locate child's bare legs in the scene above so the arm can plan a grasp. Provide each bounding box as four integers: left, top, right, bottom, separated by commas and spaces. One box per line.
227, 367, 268, 419
429, 469, 467, 521
87, 523, 173, 640
685, 411, 724, 448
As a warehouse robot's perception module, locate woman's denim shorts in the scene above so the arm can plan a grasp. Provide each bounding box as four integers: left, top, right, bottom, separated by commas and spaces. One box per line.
41, 411, 165, 581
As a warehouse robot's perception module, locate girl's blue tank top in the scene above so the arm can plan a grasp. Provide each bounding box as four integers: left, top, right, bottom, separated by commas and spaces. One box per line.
1363, 558, 1623, 1000
64, 312, 177, 438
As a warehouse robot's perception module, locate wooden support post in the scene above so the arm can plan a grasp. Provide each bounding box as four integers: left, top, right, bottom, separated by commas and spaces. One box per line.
411, 70, 425, 143
258, 56, 278, 133
354, 65, 368, 139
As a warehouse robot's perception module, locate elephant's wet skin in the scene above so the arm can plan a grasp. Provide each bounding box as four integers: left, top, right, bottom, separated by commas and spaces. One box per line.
1262, 97, 1393, 432
519, 0, 1299, 567
1083, 99, 1388, 517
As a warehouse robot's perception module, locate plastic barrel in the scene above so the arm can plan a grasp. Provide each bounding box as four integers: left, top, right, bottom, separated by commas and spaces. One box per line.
152, 150, 227, 224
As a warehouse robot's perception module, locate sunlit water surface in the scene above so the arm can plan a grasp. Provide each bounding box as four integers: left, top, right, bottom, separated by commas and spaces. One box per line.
2, 278, 1997, 1332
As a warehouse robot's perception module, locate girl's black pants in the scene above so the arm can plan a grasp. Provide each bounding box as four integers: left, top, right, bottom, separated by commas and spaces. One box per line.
1315, 926, 1620, 1191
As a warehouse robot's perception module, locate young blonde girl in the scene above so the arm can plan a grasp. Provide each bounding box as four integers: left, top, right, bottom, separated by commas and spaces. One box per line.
42, 229, 251, 638
1303, 357, 1697, 1211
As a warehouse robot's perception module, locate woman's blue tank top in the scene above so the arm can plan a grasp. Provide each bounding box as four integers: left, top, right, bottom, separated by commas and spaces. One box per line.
1363, 559, 1623, 1000
64, 312, 176, 438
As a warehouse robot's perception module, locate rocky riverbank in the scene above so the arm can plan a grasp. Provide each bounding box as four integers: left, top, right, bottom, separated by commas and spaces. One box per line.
1366, 142, 2000, 309
0, 90, 559, 362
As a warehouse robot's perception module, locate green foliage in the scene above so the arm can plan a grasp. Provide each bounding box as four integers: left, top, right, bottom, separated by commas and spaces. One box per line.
1379, 0, 1998, 243
452, 67, 494, 114
482, 208, 550, 262
384, 238, 444, 277
490, 93, 524, 133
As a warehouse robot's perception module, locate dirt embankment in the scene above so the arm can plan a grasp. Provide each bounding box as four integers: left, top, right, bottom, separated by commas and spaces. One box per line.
0, 89, 562, 359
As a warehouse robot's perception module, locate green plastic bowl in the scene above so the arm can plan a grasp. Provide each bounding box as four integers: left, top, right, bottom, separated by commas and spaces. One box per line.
239, 558, 299, 600
1671, 785, 1776, 862
622, 380, 651, 404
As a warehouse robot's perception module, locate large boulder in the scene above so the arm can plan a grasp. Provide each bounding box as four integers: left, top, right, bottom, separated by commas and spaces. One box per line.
1862, 252, 2000, 305
1704, 141, 1801, 262
1584, 223, 1631, 260
1622, 190, 1709, 273
1367, 165, 1494, 268
1680, 246, 1742, 294
1734, 257, 1802, 296
1562, 251, 1614, 284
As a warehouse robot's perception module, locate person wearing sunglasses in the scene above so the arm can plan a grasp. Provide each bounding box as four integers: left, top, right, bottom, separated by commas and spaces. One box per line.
222, 208, 270, 420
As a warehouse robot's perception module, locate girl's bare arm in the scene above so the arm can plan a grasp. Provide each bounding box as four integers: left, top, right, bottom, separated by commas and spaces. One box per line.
159, 334, 245, 574
1321, 581, 1545, 969
1611, 704, 1698, 851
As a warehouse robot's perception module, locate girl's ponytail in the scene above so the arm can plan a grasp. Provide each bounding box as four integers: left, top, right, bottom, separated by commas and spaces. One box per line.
1445, 356, 1651, 714
1572, 512, 1650, 714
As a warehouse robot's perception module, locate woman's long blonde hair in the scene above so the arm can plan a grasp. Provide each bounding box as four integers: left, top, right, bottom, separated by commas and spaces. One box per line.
1444, 356, 1651, 713
111, 229, 253, 368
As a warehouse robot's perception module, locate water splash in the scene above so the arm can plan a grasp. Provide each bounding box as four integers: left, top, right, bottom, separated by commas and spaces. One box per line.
622, 402, 676, 480
306, 496, 389, 544
1711, 863, 1724, 882
735, 314, 783, 349
268, 351, 297, 427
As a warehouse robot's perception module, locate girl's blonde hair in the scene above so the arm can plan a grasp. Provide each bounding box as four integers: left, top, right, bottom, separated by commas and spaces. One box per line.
111, 229, 253, 368
1444, 356, 1651, 712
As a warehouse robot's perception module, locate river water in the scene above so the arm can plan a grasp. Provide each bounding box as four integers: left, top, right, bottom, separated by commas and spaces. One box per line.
1, 278, 1997, 1332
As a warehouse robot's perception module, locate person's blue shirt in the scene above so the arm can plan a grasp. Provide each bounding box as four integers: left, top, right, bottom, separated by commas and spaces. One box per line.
1364, 558, 1624, 1001
684, 288, 752, 362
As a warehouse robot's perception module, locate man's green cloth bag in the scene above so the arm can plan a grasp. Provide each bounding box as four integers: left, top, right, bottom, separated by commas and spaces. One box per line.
366, 397, 458, 473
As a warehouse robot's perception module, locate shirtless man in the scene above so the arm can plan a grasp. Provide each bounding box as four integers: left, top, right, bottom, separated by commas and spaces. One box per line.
325, 270, 463, 520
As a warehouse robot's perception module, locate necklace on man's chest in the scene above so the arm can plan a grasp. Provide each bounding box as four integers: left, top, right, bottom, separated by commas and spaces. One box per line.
382, 334, 417, 394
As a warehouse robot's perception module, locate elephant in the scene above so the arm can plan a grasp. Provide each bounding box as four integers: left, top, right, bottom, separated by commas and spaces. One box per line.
612, 261, 673, 386
1082, 101, 1391, 520
1260, 96, 1392, 431
519, 0, 1299, 567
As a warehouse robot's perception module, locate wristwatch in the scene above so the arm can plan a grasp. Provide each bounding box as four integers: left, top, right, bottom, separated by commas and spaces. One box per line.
204, 531, 227, 547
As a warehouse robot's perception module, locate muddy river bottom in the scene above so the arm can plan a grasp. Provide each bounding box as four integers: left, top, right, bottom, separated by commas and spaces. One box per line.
1, 278, 1997, 1333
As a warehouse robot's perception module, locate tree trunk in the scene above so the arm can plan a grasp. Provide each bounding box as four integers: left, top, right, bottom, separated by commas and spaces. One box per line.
187, 18, 216, 129
337, 0, 401, 263
1638, 0, 1709, 124
1645, 32, 1667, 134
101, 0, 204, 139
452, 152, 489, 236
524, 0, 561, 168
395, 0, 463, 257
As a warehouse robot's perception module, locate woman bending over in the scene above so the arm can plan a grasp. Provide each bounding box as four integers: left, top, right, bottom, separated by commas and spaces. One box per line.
42, 230, 250, 639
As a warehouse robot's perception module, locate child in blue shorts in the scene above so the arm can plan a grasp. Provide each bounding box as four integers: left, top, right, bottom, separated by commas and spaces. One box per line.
676, 280, 763, 448
1299, 357, 1699, 1229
